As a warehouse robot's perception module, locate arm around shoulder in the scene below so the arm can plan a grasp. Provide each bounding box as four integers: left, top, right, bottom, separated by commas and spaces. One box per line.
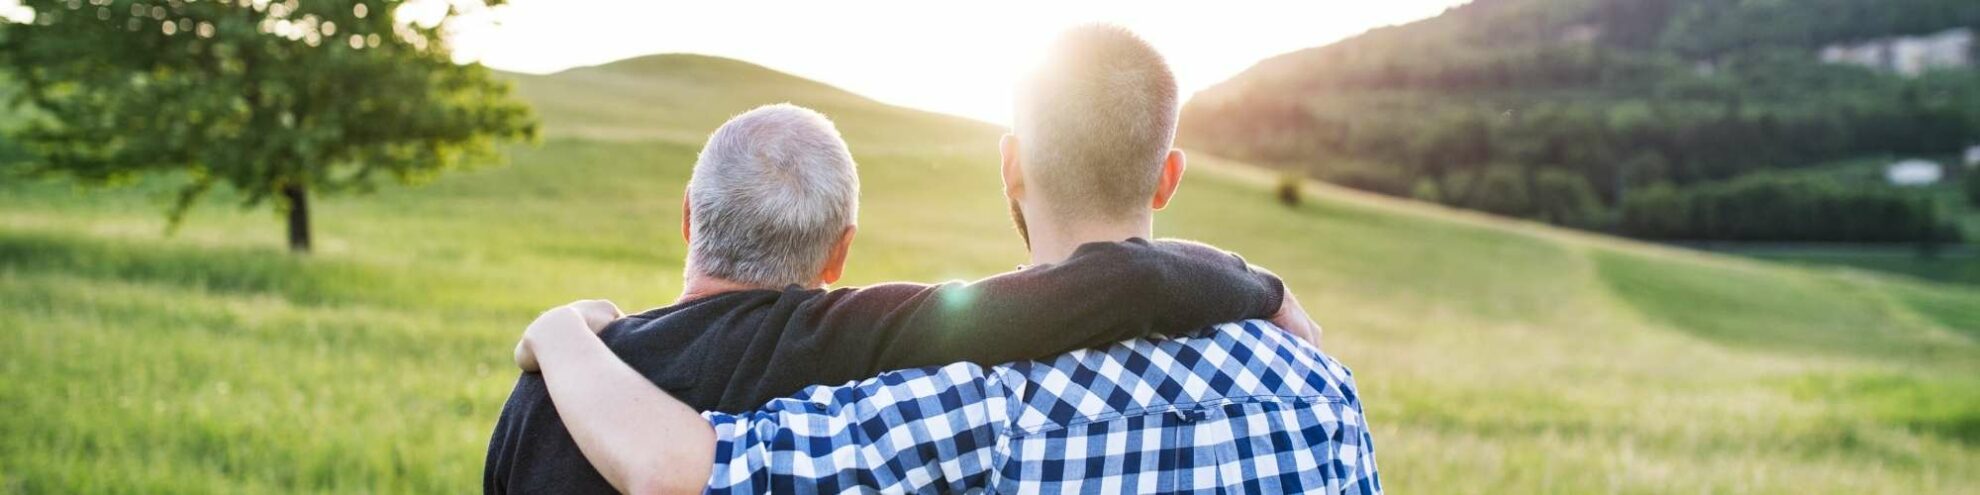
849, 239, 1289, 371
521, 303, 718, 495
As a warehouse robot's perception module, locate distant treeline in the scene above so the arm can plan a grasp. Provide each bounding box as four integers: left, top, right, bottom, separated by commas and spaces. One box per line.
1182, 0, 1980, 243
1620, 174, 1963, 243
1968, 171, 1980, 205
1654, 0, 1980, 56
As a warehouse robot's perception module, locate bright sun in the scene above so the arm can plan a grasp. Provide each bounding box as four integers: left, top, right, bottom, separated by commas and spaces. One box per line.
0, 0, 1466, 124
442, 0, 1470, 124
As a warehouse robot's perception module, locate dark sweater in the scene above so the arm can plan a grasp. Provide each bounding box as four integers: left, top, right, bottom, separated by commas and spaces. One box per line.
483, 238, 1284, 494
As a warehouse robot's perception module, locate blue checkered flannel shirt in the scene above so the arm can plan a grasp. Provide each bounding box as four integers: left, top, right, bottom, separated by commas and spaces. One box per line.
701, 319, 1381, 494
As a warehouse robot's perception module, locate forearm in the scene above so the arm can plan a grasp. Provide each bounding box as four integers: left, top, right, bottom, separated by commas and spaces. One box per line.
531, 321, 715, 495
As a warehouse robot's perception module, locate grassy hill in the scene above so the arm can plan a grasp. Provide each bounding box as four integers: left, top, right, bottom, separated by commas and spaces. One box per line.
2, 54, 1977, 493
509, 54, 994, 148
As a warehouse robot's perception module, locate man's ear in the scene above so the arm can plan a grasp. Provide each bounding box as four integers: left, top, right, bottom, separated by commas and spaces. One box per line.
680, 194, 692, 244
1151, 148, 1187, 210
1000, 134, 1025, 202
818, 225, 857, 286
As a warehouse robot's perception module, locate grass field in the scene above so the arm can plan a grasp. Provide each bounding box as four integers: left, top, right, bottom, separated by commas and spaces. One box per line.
3, 54, 1977, 493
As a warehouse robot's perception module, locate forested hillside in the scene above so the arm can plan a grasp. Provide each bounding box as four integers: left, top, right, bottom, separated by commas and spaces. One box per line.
1182, 0, 1980, 242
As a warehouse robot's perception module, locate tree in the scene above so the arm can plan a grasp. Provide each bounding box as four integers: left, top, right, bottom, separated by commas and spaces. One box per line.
1274, 171, 1302, 207
1459, 164, 1533, 218
1617, 174, 1961, 243
1964, 170, 1980, 207
1531, 168, 1604, 228
0, 0, 535, 252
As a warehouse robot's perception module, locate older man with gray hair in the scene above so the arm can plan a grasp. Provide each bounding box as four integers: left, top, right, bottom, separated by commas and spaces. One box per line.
683, 104, 859, 289
485, 102, 1302, 494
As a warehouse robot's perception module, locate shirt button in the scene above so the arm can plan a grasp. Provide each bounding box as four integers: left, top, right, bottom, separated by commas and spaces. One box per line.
1171, 409, 1211, 423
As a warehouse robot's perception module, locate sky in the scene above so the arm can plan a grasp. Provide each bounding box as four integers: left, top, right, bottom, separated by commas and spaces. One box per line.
446, 0, 1471, 124
0, 0, 1472, 124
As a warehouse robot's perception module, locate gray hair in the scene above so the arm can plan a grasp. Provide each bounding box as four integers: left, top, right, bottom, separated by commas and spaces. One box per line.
686, 104, 859, 288
1016, 24, 1178, 221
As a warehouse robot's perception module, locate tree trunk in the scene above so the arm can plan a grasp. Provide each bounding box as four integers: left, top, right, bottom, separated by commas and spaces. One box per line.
283, 183, 312, 253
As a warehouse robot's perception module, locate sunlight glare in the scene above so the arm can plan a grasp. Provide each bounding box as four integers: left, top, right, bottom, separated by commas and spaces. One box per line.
446, 0, 1469, 125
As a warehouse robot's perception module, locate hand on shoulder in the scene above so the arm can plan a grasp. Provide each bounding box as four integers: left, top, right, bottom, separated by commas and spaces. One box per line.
514, 299, 626, 372
1269, 291, 1323, 349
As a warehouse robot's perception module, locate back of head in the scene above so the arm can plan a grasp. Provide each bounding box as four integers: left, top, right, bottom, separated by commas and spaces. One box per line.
687, 104, 859, 288
1015, 24, 1179, 222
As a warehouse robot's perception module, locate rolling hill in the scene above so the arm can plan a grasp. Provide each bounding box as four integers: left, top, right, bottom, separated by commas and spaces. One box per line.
1, 53, 1975, 493
507, 54, 995, 148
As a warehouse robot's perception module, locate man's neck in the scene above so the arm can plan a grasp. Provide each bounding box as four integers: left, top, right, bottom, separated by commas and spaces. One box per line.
676, 271, 791, 304
1025, 216, 1153, 265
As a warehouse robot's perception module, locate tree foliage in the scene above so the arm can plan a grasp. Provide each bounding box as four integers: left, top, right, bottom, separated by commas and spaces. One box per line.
1618, 174, 1962, 243
1965, 168, 1980, 206
0, 0, 536, 251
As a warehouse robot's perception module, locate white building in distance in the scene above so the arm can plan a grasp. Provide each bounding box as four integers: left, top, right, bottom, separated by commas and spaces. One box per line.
1820, 28, 1973, 77
1886, 159, 1943, 186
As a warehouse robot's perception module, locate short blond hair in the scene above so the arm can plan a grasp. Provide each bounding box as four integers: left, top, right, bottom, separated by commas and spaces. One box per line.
1015, 24, 1178, 221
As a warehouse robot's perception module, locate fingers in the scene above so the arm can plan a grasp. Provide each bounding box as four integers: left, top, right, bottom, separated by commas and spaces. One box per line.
515, 340, 540, 372
568, 299, 624, 333
514, 300, 623, 372
516, 305, 578, 372
1269, 291, 1324, 349
516, 302, 601, 372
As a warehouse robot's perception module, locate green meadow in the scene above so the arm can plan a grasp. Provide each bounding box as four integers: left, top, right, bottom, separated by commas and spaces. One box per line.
3, 55, 1976, 493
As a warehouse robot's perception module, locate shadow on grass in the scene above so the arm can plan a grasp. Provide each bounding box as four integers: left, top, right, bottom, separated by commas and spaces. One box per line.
0, 228, 426, 308
1590, 250, 1973, 359
1704, 244, 1980, 287
1594, 250, 1980, 447
1889, 283, 1980, 341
